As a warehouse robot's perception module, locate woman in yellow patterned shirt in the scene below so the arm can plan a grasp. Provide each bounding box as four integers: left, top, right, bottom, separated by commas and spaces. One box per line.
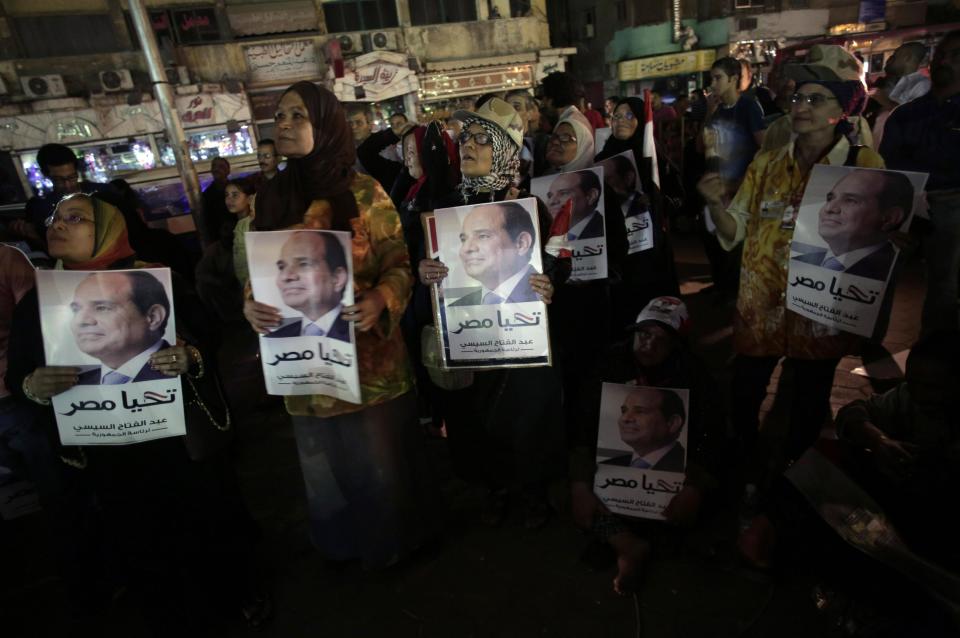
698, 46, 885, 475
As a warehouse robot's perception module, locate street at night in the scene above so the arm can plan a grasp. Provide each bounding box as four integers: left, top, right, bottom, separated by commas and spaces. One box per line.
1, 1, 959, 636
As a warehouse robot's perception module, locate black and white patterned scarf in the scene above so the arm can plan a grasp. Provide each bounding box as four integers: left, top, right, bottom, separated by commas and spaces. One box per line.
457, 117, 520, 201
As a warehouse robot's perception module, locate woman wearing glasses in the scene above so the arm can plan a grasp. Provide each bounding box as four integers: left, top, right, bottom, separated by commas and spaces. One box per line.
542, 105, 595, 174
595, 97, 682, 339
417, 98, 570, 529
696, 45, 886, 510
8, 192, 268, 630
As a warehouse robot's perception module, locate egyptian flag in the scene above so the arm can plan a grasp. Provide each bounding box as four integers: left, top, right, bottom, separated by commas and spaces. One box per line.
546, 198, 573, 259
642, 88, 661, 189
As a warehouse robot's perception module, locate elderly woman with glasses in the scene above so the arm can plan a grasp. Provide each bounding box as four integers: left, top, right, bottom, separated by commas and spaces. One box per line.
594, 97, 682, 336
697, 45, 887, 489
417, 98, 571, 528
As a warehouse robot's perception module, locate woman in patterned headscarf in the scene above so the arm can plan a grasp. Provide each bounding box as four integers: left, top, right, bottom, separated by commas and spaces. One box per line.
8, 192, 266, 629
245, 81, 437, 569
417, 98, 568, 528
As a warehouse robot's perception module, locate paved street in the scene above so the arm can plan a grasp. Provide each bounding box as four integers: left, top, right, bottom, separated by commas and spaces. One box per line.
2, 234, 943, 638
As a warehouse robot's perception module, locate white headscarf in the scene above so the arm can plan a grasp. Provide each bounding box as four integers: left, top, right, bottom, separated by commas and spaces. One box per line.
555, 106, 595, 172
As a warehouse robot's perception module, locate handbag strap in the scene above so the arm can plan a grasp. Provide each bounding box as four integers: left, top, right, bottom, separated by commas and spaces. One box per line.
184, 374, 232, 432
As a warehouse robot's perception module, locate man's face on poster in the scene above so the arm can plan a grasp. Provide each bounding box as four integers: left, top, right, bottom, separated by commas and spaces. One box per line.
70, 273, 165, 369
458, 205, 532, 290
617, 388, 683, 455
275, 233, 348, 322
818, 171, 905, 254
546, 172, 599, 222
602, 160, 637, 198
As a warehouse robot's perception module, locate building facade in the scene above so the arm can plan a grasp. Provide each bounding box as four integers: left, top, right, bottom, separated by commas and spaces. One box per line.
0, 0, 567, 214
551, 0, 932, 104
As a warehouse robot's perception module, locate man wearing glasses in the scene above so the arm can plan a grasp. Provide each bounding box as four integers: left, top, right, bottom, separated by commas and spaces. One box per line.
17, 144, 111, 247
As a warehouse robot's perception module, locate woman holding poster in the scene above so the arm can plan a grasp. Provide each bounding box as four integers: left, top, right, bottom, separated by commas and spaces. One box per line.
417, 98, 569, 528
7, 194, 267, 630
245, 81, 437, 569
595, 97, 681, 335
696, 45, 891, 482
535, 106, 631, 493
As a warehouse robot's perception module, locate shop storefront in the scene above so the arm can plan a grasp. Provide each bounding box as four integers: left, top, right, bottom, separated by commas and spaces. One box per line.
415, 48, 573, 119
1, 90, 256, 229
617, 49, 716, 97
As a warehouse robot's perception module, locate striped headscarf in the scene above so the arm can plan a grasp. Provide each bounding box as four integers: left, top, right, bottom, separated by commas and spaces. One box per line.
457, 116, 521, 200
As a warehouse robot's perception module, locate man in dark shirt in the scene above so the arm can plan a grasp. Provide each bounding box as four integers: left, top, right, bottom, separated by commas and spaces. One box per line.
701, 57, 766, 300
201, 157, 231, 246
352, 105, 406, 192
16, 144, 111, 247
879, 30, 960, 334
705, 57, 766, 187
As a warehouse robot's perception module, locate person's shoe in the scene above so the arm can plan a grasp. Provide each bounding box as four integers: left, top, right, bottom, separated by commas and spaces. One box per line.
240, 591, 274, 630
579, 539, 617, 571
522, 499, 551, 530
480, 490, 508, 527
737, 513, 775, 570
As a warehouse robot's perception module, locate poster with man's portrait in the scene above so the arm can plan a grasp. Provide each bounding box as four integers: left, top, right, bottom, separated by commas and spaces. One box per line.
530, 166, 608, 282
35, 268, 185, 446
594, 383, 689, 520
245, 229, 361, 403
786, 165, 928, 337
428, 198, 551, 369
596, 151, 655, 255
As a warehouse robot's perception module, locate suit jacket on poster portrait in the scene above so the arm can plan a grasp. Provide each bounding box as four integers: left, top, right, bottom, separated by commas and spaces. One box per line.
570, 211, 605, 241
264, 312, 351, 342
75, 339, 172, 385
791, 241, 897, 282
449, 264, 541, 307
600, 441, 686, 473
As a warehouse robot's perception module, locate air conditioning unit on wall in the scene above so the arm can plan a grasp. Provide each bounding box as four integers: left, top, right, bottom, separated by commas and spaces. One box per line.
338, 33, 363, 56
99, 69, 134, 92
164, 65, 190, 86
365, 31, 398, 51
21, 75, 67, 99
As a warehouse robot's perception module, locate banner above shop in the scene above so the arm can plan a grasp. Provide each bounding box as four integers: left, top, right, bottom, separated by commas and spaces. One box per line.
244, 38, 321, 85
333, 51, 419, 103
228, 1, 317, 37
618, 49, 716, 82
419, 64, 534, 103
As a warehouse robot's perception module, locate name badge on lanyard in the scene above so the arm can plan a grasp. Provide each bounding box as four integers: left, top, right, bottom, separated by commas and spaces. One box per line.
760, 200, 784, 220
779, 205, 797, 230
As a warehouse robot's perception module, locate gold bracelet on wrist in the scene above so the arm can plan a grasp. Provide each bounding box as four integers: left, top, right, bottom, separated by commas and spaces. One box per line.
186, 345, 205, 379
22, 373, 51, 406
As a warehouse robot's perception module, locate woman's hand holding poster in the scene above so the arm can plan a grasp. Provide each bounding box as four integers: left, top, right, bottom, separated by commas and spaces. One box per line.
530, 167, 608, 281
594, 383, 689, 520
786, 165, 928, 337
36, 268, 185, 446
245, 229, 361, 403
428, 198, 551, 369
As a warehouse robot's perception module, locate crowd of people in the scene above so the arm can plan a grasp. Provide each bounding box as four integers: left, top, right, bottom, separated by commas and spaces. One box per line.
1, 29, 959, 635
